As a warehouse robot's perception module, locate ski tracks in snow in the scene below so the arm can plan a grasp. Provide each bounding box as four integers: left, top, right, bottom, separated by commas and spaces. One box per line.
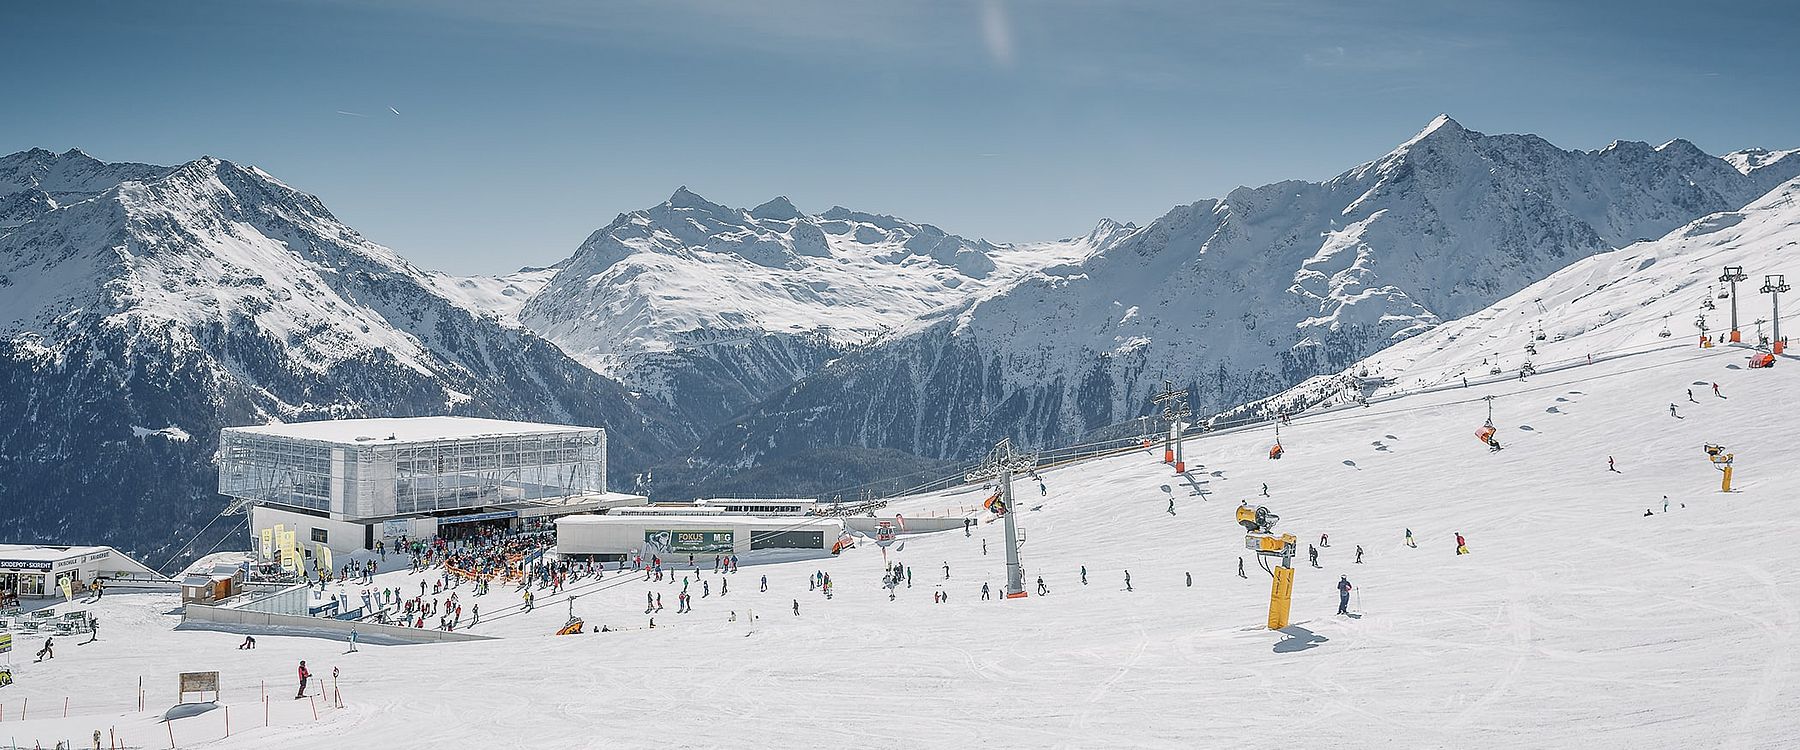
1068, 622, 1148, 732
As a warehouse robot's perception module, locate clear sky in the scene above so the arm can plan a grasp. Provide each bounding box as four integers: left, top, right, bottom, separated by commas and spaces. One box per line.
4, 0, 1796, 273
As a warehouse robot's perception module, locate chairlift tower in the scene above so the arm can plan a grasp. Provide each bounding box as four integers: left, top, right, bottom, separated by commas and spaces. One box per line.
1763, 274, 1790, 354
1151, 380, 1191, 473
1721, 266, 1749, 342
966, 438, 1036, 598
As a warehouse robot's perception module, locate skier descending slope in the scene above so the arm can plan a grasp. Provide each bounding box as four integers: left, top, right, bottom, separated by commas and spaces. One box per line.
1455, 532, 1470, 555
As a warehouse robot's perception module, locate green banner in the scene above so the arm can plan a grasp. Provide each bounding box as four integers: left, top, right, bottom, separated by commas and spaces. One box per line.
645, 529, 735, 554
0, 633, 11, 654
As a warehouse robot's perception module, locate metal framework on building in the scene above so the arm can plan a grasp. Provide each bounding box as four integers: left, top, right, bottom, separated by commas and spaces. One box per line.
219, 423, 608, 522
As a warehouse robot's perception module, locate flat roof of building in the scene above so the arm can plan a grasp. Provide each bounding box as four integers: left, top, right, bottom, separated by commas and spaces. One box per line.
696, 498, 818, 505
0, 544, 164, 578
223, 416, 598, 446
0, 544, 112, 562
557, 515, 843, 529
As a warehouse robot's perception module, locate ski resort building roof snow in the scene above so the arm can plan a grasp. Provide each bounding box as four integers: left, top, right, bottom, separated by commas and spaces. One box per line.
222, 416, 590, 445
0, 544, 164, 600
218, 417, 646, 556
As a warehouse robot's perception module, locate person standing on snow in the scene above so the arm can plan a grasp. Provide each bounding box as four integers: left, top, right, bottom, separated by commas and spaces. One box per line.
1713, 382, 1721, 397
1037, 577, 1048, 596
1455, 532, 1469, 555
1405, 528, 1416, 548
943, 562, 950, 580
1261, 483, 1269, 497
295, 660, 311, 699
1237, 557, 1246, 578
1308, 544, 1319, 568
1081, 566, 1088, 585
792, 599, 800, 616
1185, 572, 1192, 587
1354, 545, 1364, 564
1608, 456, 1617, 472
760, 575, 768, 592
982, 582, 991, 600
1167, 497, 1176, 515
1337, 576, 1353, 615
1670, 403, 1679, 418
1124, 570, 1133, 591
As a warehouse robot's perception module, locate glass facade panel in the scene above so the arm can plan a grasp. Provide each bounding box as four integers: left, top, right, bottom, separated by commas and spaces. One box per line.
219, 425, 607, 522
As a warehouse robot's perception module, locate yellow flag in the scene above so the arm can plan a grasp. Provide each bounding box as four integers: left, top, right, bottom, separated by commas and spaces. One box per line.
259, 529, 274, 560
318, 544, 333, 573
59, 575, 74, 601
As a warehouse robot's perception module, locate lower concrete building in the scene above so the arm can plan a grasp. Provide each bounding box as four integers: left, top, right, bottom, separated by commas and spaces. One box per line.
554, 515, 844, 561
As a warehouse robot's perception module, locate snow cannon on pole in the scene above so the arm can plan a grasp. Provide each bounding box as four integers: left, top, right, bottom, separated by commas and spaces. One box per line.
1239, 504, 1297, 629
967, 438, 1037, 599
1268, 423, 1284, 460
1705, 444, 1735, 493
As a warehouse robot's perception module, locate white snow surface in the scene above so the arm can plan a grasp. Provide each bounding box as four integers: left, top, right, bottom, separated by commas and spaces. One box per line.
424, 266, 556, 326
6, 342, 1799, 747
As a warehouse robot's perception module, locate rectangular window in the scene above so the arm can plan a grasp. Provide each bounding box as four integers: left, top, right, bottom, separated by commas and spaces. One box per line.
310, 528, 328, 543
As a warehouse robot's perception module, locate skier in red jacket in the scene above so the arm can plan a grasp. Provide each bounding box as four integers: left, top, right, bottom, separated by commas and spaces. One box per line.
296, 660, 311, 699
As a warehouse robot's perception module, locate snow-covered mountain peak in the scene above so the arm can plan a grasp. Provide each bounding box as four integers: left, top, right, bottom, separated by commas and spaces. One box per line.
749, 195, 801, 220
1397, 113, 1469, 150
665, 185, 736, 214
514, 191, 1111, 375
1723, 147, 1800, 177
0, 147, 172, 202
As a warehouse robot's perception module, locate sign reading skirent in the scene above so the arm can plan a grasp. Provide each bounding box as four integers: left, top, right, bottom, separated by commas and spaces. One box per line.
0, 633, 12, 654
644, 530, 734, 554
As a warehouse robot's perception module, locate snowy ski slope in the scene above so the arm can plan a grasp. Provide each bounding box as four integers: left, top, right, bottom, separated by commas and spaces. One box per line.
2, 344, 1797, 748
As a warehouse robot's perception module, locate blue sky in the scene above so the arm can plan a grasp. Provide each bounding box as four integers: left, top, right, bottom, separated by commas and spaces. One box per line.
4, 0, 1796, 273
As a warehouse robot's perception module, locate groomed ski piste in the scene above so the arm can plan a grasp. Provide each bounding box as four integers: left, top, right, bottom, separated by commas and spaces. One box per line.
3, 340, 1797, 749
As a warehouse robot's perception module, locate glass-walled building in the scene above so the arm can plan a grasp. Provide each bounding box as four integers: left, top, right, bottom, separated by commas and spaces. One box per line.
219, 417, 644, 555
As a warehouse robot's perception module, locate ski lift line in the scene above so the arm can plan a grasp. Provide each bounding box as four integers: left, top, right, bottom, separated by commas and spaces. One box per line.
830, 328, 1733, 509
153, 502, 236, 575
